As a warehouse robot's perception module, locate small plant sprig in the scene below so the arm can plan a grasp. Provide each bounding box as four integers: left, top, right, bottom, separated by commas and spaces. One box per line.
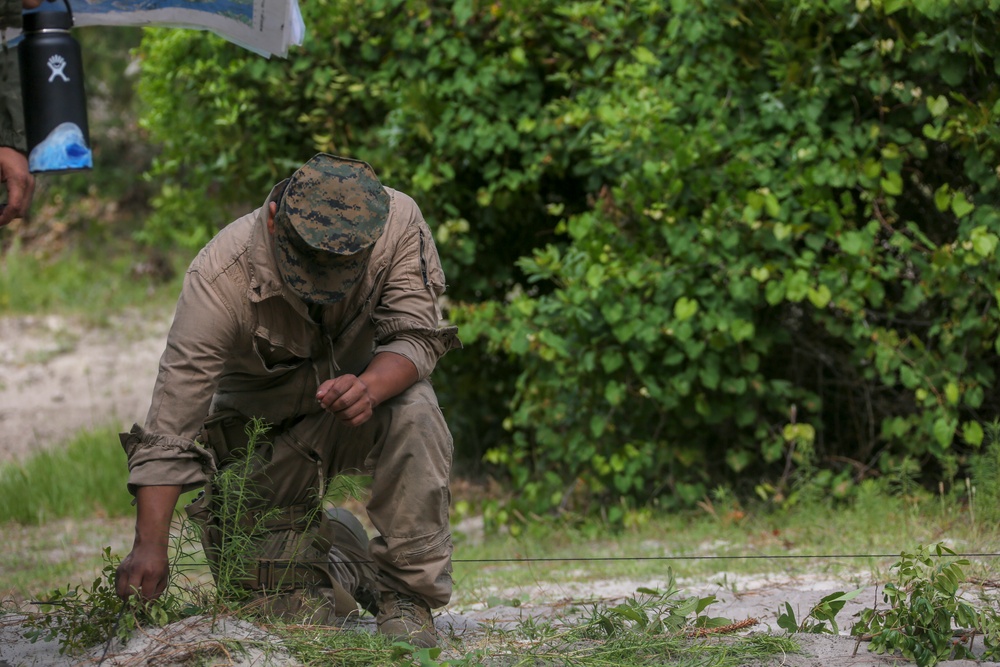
852, 543, 1000, 667
585, 578, 732, 639
21, 547, 196, 656
776, 588, 864, 635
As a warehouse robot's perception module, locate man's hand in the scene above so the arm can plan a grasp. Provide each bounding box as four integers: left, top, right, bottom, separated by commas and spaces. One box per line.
0, 147, 35, 227
115, 541, 170, 602
116, 485, 182, 601
316, 374, 376, 427
316, 352, 419, 427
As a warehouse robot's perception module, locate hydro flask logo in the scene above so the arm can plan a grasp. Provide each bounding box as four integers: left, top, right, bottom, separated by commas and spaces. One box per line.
46, 55, 70, 83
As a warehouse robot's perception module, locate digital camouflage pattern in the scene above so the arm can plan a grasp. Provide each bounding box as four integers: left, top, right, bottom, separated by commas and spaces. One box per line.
275, 154, 390, 304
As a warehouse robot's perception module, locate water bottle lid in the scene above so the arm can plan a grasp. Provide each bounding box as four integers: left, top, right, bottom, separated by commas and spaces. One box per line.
23, 2, 73, 32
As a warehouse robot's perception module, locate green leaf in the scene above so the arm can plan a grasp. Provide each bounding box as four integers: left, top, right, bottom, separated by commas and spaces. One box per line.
970, 226, 998, 256
777, 602, 798, 633
730, 319, 755, 342
602, 301, 625, 324
932, 417, 955, 449
807, 284, 832, 309
784, 270, 810, 302
765, 281, 786, 305
881, 171, 903, 196
927, 95, 949, 117
951, 192, 975, 219
590, 414, 606, 437
933, 184, 951, 212
586, 264, 606, 288
601, 349, 625, 373
899, 365, 919, 389
773, 222, 793, 241
839, 231, 867, 255
963, 421, 984, 447
944, 382, 959, 406
605, 381, 625, 406
633, 45, 658, 66
725, 448, 752, 473
674, 297, 699, 321
764, 193, 781, 218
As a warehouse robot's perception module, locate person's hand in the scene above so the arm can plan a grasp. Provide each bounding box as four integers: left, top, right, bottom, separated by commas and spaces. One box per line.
316, 375, 376, 427
315, 353, 419, 426
116, 485, 181, 601
115, 542, 170, 601
0, 147, 35, 227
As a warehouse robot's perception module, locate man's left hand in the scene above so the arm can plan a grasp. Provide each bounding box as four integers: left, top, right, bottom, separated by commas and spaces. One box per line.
316, 375, 376, 426
316, 352, 419, 426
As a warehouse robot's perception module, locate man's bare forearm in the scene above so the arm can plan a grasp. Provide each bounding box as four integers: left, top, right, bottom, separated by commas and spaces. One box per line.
133, 485, 183, 546
115, 484, 183, 600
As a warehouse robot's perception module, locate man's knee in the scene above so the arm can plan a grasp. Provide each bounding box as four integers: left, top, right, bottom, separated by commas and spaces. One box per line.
371, 381, 453, 467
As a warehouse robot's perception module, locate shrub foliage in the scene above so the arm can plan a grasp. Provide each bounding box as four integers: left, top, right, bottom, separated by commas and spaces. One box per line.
137, 0, 1000, 520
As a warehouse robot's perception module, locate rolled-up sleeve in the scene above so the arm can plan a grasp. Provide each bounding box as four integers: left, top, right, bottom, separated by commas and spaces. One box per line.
120, 268, 237, 495
373, 214, 461, 379
119, 425, 216, 496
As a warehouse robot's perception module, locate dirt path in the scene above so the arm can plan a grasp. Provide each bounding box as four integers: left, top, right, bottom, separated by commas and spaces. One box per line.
0, 311, 170, 461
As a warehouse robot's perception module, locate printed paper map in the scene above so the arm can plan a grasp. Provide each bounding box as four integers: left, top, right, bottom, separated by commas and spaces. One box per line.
70, 0, 303, 57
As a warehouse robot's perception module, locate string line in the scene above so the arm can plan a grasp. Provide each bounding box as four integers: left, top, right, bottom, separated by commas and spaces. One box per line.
451, 552, 1000, 564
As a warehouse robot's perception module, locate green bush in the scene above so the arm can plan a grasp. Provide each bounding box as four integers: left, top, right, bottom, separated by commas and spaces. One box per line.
136, 0, 1000, 521
464, 0, 1000, 519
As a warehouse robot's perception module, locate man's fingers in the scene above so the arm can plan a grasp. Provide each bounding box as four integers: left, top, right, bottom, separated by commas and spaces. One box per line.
316, 376, 350, 403
115, 561, 168, 601
0, 184, 33, 227
333, 399, 368, 424
115, 570, 139, 600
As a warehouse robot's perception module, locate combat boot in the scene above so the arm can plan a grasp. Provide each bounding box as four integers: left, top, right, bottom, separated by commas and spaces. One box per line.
376, 591, 437, 648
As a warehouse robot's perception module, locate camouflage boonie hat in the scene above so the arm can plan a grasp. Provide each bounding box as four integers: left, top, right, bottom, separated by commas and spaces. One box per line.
274, 154, 390, 304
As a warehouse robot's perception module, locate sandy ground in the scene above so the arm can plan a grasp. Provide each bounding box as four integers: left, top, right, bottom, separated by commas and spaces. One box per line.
0, 311, 998, 666
0, 311, 170, 461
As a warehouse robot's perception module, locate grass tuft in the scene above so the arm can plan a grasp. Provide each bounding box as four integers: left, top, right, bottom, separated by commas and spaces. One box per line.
0, 241, 185, 322
0, 426, 134, 525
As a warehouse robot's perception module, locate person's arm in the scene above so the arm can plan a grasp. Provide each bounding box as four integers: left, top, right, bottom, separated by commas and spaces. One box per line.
115, 485, 182, 601
0, 24, 34, 227
116, 264, 238, 600
369, 197, 460, 378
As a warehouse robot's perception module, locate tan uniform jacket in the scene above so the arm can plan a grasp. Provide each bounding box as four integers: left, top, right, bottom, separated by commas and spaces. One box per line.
123, 183, 461, 494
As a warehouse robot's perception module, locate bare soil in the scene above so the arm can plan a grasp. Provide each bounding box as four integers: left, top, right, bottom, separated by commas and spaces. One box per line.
0, 311, 169, 461
0, 311, 997, 666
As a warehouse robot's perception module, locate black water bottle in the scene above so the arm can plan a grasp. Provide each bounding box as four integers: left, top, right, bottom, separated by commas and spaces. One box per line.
19, 0, 91, 173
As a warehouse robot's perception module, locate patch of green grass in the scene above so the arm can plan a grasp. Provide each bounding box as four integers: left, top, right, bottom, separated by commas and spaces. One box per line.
0, 426, 135, 525
0, 241, 186, 322
275, 624, 403, 666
